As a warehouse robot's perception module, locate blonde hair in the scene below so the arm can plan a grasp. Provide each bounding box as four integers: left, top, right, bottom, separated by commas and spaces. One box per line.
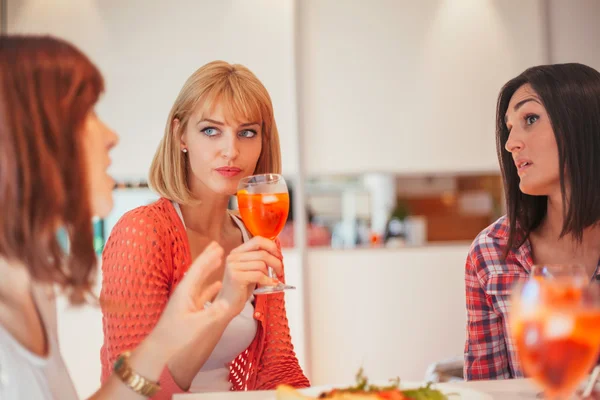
149, 61, 281, 204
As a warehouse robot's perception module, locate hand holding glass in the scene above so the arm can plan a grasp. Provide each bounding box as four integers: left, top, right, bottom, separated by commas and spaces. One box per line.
237, 173, 295, 294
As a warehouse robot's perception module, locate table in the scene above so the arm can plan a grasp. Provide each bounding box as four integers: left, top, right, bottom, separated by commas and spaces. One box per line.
174, 379, 540, 400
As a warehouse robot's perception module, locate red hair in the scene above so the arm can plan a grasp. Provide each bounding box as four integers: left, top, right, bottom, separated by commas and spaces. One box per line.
0, 35, 104, 304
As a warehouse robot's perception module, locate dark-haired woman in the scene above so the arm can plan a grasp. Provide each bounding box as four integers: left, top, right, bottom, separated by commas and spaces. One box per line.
464, 63, 600, 380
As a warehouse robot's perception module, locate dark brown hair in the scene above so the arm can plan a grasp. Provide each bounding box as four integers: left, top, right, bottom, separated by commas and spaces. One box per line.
0, 35, 104, 304
496, 63, 600, 255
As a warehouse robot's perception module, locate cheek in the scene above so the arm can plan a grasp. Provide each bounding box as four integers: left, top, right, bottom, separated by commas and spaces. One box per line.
190, 150, 210, 170
540, 122, 558, 149
248, 140, 263, 164
536, 140, 560, 184
83, 142, 97, 184
187, 149, 214, 180
541, 138, 560, 168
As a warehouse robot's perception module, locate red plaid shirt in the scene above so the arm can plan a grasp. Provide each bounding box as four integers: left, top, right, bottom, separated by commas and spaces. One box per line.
464, 215, 600, 381
464, 216, 531, 380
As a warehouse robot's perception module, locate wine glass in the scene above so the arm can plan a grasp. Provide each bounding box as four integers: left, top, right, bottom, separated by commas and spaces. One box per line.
529, 264, 599, 398
236, 173, 296, 294
510, 276, 600, 399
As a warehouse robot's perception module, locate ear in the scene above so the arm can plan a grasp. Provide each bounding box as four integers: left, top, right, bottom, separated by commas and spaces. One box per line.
173, 118, 186, 150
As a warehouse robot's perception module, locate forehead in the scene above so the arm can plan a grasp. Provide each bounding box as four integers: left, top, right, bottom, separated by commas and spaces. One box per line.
507, 84, 540, 111
192, 90, 263, 127
504, 84, 544, 125
195, 102, 246, 125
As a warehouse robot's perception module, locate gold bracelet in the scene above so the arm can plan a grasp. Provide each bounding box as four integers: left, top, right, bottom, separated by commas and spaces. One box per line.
113, 351, 161, 397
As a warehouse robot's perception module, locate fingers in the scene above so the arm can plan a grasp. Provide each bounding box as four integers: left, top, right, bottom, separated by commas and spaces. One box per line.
230, 236, 281, 259
228, 250, 283, 276
225, 262, 279, 286
241, 270, 279, 287
181, 242, 224, 288
228, 260, 269, 275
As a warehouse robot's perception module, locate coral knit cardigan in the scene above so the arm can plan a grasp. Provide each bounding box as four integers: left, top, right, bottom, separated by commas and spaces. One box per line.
99, 198, 309, 399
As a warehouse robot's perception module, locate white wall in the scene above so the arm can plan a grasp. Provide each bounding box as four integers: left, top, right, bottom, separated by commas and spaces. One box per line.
306, 246, 469, 384
298, 0, 547, 175
549, 0, 600, 69
8, 0, 299, 180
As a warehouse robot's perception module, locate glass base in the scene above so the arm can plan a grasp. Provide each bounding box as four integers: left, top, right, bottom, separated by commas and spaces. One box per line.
254, 283, 296, 295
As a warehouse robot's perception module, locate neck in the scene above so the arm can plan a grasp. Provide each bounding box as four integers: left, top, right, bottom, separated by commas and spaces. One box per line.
0, 258, 50, 358
538, 193, 600, 253
543, 194, 566, 239
0, 259, 33, 309
0, 258, 36, 336
179, 180, 234, 240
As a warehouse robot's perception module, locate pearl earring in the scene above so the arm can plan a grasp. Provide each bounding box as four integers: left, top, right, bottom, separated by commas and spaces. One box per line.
182, 148, 188, 153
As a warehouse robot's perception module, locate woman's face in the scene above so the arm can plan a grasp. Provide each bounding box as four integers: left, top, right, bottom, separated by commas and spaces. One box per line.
82, 111, 119, 218
504, 84, 560, 197
178, 101, 263, 196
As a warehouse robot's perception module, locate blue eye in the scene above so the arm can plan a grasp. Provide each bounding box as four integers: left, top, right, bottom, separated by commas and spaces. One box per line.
525, 114, 539, 125
201, 127, 219, 136
239, 129, 257, 138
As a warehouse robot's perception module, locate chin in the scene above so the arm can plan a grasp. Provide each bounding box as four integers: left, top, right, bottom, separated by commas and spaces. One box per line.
92, 194, 114, 218
519, 180, 552, 197
224, 187, 239, 196
210, 180, 240, 196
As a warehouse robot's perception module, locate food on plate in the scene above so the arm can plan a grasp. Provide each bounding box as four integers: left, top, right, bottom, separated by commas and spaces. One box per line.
276, 369, 451, 400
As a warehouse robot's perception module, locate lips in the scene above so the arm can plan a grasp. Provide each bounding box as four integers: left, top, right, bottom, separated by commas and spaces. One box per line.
515, 158, 533, 174
215, 167, 242, 177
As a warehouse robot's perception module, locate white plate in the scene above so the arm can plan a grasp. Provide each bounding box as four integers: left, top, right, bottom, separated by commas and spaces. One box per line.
292, 381, 493, 400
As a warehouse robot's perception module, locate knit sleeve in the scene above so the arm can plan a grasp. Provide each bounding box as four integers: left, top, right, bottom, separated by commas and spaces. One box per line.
253, 239, 310, 390
99, 207, 185, 399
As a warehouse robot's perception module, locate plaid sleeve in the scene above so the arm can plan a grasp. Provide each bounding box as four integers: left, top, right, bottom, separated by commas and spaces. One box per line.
463, 248, 512, 380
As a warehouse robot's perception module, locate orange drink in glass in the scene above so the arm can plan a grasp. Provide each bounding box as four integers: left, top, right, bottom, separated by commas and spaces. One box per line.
237, 191, 289, 240
510, 277, 600, 399
236, 173, 295, 294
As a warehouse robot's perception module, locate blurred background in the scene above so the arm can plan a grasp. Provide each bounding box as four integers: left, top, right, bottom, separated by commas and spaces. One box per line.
3, 0, 600, 397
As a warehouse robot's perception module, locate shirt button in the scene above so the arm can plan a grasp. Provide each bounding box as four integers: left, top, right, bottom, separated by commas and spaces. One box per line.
254, 312, 262, 319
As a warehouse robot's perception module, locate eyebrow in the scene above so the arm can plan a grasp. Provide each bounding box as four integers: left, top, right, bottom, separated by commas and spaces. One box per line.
197, 118, 260, 128
198, 118, 224, 126
504, 97, 542, 123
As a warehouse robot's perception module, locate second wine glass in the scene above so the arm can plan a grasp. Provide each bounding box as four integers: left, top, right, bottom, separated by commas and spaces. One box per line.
510, 276, 600, 399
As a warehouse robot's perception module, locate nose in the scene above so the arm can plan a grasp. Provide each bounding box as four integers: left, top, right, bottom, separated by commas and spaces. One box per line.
104, 126, 119, 149
108, 127, 119, 148
221, 133, 239, 161
505, 129, 524, 154
100, 118, 119, 149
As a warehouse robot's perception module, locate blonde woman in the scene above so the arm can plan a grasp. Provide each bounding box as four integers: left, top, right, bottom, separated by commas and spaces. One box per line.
99, 61, 309, 399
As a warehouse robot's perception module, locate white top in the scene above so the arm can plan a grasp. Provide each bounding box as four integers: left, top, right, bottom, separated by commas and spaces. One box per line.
0, 284, 79, 400
173, 203, 258, 392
